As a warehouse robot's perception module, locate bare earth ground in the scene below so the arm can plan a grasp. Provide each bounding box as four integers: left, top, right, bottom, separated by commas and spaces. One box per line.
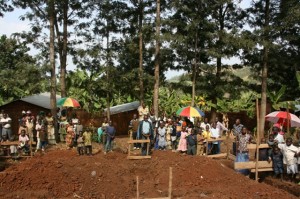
0, 137, 298, 199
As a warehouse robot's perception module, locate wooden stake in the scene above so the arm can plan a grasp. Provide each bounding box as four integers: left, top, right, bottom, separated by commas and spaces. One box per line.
255, 98, 260, 181
136, 176, 139, 199
168, 167, 172, 199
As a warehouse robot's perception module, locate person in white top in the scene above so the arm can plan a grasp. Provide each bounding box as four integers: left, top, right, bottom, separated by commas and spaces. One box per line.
0, 113, 12, 141
200, 117, 211, 131
215, 117, 228, 154
210, 122, 221, 154
277, 137, 299, 182
272, 124, 285, 144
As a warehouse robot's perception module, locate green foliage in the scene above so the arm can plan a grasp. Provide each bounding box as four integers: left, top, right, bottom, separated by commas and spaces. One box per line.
0, 35, 48, 104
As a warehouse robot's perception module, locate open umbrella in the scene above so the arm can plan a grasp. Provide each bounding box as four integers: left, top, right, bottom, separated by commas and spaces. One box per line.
265, 111, 300, 127
57, 97, 80, 107
176, 106, 205, 117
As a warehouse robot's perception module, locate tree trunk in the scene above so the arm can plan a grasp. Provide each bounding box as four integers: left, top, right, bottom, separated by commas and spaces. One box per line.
54, 0, 68, 97
259, 0, 270, 139
106, 28, 111, 121
153, 0, 160, 118
138, 0, 144, 104
191, 31, 198, 107
211, 6, 225, 122
60, 0, 68, 97
49, 0, 57, 135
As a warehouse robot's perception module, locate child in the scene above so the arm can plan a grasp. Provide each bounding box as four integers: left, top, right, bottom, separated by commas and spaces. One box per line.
18, 130, 30, 155
202, 125, 212, 155
197, 129, 205, 155
278, 137, 299, 182
157, 122, 167, 150
171, 121, 178, 151
268, 146, 284, 181
77, 131, 84, 155
177, 126, 188, 153
83, 128, 92, 156
187, 129, 197, 155
39, 125, 48, 152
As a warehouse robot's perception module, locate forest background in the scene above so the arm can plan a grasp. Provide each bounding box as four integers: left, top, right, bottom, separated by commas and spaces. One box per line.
0, 0, 300, 136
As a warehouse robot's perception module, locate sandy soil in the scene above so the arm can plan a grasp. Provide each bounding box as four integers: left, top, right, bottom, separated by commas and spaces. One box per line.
0, 138, 298, 199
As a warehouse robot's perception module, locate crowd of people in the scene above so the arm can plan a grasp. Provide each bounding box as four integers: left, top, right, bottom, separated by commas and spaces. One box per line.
128, 103, 229, 156
129, 103, 300, 184
1, 104, 300, 184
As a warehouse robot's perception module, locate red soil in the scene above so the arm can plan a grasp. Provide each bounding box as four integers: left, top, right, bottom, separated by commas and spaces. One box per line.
0, 140, 298, 199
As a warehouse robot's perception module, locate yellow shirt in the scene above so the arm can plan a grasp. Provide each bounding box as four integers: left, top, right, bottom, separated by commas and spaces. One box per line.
202, 131, 211, 140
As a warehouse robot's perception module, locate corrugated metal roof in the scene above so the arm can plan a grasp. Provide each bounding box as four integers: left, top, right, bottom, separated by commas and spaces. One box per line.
20, 92, 61, 109
105, 101, 140, 115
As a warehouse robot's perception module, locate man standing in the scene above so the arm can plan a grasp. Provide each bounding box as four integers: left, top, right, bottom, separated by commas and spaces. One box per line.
129, 114, 140, 149
138, 103, 149, 121
0, 113, 12, 141
137, 115, 153, 156
236, 126, 253, 175
105, 121, 116, 154
215, 117, 228, 154
232, 119, 243, 155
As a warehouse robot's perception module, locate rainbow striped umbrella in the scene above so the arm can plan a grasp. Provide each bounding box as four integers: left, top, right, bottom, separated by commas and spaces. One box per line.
57, 97, 80, 107
176, 106, 205, 117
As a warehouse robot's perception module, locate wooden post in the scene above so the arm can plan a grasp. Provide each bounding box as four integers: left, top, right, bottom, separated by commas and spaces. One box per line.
287, 103, 290, 137
146, 137, 150, 156
255, 98, 260, 181
206, 141, 208, 156
168, 167, 172, 199
226, 133, 229, 159
136, 176, 139, 199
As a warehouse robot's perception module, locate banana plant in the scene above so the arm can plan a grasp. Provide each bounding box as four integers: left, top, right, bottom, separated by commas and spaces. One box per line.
267, 85, 286, 110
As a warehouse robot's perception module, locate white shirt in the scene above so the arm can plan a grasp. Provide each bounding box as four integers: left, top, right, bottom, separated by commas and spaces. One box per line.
210, 128, 219, 144
216, 121, 228, 135
200, 122, 211, 131
278, 144, 299, 165
0, 117, 12, 128
274, 133, 285, 144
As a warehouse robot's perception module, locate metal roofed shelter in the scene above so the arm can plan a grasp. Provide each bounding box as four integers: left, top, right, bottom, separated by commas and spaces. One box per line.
0, 93, 61, 137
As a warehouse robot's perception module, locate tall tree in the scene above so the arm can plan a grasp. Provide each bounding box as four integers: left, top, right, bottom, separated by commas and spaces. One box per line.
138, 0, 144, 104
49, 0, 57, 121
153, 0, 161, 117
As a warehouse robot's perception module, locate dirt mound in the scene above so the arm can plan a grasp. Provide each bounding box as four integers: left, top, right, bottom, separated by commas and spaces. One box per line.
0, 142, 298, 199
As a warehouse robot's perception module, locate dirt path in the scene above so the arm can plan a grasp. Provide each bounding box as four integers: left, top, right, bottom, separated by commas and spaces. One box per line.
0, 138, 298, 199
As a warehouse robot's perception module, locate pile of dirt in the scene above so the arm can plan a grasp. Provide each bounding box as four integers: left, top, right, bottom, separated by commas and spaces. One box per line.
0, 141, 298, 199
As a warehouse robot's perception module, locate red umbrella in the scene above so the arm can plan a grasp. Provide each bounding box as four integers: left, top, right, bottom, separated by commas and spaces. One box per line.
265, 111, 300, 127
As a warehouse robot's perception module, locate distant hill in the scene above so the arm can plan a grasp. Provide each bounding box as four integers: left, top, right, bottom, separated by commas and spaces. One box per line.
166, 67, 258, 84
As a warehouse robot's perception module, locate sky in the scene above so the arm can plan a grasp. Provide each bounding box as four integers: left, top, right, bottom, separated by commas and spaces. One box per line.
0, 1, 250, 80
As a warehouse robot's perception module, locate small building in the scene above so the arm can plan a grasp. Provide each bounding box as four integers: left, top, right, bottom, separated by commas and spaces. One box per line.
103, 101, 140, 136
0, 93, 61, 137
